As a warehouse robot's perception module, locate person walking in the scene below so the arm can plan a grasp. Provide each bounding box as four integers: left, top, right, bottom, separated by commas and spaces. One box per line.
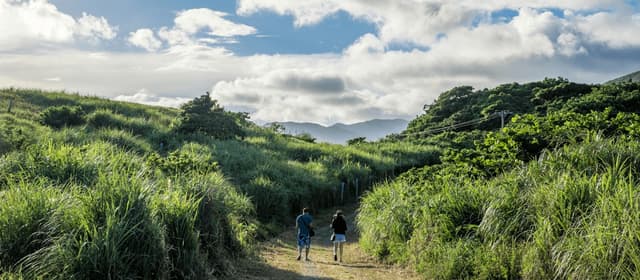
330, 210, 347, 262
295, 207, 313, 261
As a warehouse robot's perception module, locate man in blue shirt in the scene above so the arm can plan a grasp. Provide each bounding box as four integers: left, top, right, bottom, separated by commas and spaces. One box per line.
295, 207, 313, 261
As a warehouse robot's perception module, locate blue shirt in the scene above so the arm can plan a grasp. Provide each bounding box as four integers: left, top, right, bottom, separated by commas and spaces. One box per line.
296, 213, 313, 236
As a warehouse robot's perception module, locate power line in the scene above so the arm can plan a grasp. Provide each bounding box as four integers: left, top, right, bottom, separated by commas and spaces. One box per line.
399, 112, 505, 138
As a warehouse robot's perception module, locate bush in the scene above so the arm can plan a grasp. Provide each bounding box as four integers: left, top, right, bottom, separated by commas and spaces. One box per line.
40, 106, 85, 128
175, 93, 245, 140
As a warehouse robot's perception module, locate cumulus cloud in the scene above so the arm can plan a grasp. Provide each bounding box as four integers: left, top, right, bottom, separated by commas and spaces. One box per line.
174, 8, 256, 37
128, 29, 162, 51
575, 11, 640, 49
75, 12, 117, 40
2, 1, 640, 125
130, 8, 257, 54
209, 4, 640, 124
113, 89, 191, 108
0, 0, 116, 51
267, 71, 346, 93
237, 0, 630, 47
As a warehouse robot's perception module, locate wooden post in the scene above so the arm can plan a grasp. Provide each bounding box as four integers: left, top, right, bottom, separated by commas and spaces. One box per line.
355, 178, 359, 198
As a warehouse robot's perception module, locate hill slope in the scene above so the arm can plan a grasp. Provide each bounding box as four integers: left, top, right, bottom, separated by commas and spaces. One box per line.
606, 70, 640, 84
359, 79, 640, 279
277, 119, 408, 144
0, 88, 438, 279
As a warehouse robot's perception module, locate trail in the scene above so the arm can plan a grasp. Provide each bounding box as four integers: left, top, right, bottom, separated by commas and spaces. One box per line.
234, 204, 419, 280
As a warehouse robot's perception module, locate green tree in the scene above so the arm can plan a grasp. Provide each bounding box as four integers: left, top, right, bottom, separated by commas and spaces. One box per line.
347, 137, 367, 145
175, 92, 245, 139
294, 132, 316, 143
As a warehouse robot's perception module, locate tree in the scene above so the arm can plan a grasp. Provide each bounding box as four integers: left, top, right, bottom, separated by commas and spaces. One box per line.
295, 133, 316, 143
267, 123, 285, 134
347, 137, 367, 145
175, 92, 245, 139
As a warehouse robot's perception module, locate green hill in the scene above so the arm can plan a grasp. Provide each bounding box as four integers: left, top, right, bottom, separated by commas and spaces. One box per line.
0, 88, 438, 279
606, 70, 640, 84
358, 79, 640, 279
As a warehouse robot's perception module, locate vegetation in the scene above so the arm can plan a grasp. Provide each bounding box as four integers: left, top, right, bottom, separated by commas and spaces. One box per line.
174, 92, 245, 140
0, 88, 437, 279
358, 79, 640, 279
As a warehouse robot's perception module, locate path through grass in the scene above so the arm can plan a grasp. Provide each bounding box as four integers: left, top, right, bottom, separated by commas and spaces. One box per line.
234, 204, 419, 280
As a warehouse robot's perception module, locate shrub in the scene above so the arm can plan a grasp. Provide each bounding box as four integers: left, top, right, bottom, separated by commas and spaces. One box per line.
175, 93, 245, 140
39, 106, 85, 128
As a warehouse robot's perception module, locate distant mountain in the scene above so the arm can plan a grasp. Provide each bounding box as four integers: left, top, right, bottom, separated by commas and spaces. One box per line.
275, 119, 409, 144
606, 70, 640, 84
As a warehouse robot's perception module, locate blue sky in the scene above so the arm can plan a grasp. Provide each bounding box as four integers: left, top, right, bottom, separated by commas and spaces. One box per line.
51, 0, 378, 55
1, 0, 640, 124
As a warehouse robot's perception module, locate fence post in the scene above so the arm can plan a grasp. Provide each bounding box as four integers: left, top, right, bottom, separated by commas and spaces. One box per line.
341, 182, 345, 204
355, 178, 359, 198
7, 98, 13, 113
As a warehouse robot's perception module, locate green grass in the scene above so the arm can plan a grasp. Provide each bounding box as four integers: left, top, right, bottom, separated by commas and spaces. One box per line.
0, 88, 438, 278
359, 136, 640, 279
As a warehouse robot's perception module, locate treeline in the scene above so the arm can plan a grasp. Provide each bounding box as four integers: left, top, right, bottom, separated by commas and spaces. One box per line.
358, 79, 640, 279
0, 89, 438, 279
405, 78, 640, 135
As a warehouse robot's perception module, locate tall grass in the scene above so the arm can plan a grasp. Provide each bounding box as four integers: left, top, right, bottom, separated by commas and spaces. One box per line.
0, 88, 441, 278
359, 136, 640, 279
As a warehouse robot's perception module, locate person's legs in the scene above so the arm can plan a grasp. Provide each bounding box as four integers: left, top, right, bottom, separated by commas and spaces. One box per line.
333, 242, 338, 261
296, 235, 304, 260
305, 237, 311, 261
339, 242, 344, 262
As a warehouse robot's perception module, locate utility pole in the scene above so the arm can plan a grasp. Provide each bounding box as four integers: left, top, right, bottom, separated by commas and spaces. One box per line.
498, 110, 512, 129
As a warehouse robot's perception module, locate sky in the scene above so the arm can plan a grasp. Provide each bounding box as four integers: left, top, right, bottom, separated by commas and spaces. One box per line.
1, 0, 640, 125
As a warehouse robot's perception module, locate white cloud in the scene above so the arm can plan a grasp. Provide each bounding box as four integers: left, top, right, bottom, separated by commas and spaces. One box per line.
174, 8, 256, 37
113, 89, 191, 108
0, 0, 117, 51
128, 29, 162, 51
2, 1, 640, 125
75, 12, 117, 40
575, 11, 640, 49
237, 0, 629, 46
132, 8, 257, 55
44, 77, 61, 82
157, 27, 193, 46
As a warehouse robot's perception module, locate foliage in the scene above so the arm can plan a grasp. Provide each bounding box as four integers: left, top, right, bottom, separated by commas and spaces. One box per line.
294, 132, 316, 143
359, 80, 640, 279
39, 105, 86, 128
0, 87, 439, 278
347, 137, 367, 145
175, 92, 245, 139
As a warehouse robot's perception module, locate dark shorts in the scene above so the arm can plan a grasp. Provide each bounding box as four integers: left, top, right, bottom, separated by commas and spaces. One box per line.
297, 234, 311, 248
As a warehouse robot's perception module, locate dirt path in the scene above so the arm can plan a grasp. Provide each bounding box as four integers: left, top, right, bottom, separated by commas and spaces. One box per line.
233, 205, 420, 280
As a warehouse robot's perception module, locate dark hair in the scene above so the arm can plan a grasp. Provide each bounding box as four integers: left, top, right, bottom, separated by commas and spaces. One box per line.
335, 210, 343, 216
302, 207, 310, 213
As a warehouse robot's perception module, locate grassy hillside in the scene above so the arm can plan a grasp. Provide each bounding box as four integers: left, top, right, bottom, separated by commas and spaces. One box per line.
358, 80, 640, 279
0, 88, 438, 279
607, 70, 640, 84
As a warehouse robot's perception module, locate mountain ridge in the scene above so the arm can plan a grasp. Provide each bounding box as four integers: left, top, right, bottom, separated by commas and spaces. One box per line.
274, 119, 409, 144
606, 70, 640, 84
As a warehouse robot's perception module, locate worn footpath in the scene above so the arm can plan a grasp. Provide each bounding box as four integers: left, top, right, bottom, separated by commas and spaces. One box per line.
234, 204, 420, 280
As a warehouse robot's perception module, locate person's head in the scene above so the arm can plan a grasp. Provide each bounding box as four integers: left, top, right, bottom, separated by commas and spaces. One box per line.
335, 210, 343, 216
302, 207, 310, 214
